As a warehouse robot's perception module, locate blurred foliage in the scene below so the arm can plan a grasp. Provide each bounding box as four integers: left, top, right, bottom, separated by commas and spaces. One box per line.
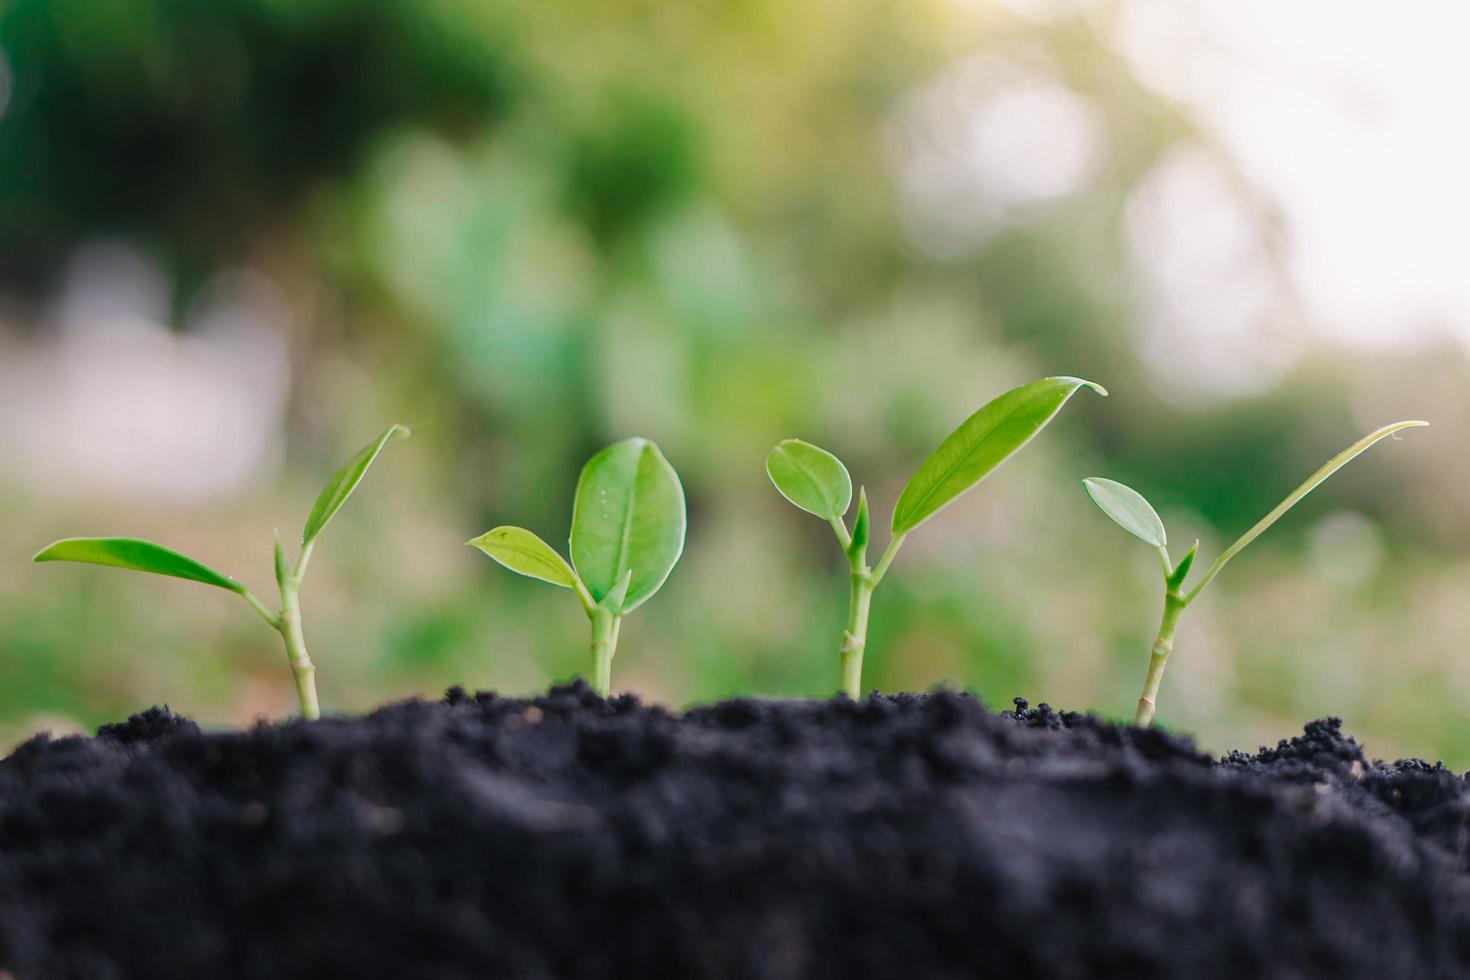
2, 0, 1469, 766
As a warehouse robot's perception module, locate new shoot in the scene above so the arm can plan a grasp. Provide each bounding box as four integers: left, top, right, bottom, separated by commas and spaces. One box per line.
768, 376, 1106, 699
34, 425, 410, 720
468, 437, 686, 697
1084, 419, 1428, 727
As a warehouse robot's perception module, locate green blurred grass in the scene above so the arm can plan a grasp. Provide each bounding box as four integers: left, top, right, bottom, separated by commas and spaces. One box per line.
2, 0, 1469, 767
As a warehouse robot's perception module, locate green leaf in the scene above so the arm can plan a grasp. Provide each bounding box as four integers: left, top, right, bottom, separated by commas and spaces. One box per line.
1083, 477, 1167, 548
302, 424, 410, 546
1185, 419, 1428, 601
848, 486, 870, 559
766, 439, 852, 521
892, 377, 1107, 534
33, 537, 244, 594
467, 526, 580, 590
570, 438, 687, 613
599, 569, 634, 614
273, 530, 292, 588
1167, 539, 1199, 591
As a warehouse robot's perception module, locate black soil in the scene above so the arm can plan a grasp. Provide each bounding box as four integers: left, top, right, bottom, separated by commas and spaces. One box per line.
3, 684, 1470, 980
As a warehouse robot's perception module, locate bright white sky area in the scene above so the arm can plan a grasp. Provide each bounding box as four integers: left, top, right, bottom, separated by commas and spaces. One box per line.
910, 0, 1470, 393
1111, 0, 1470, 349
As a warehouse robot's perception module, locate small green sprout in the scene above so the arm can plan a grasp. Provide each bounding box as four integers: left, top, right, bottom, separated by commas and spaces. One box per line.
1085, 419, 1428, 727
769, 376, 1107, 699
468, 437, 686, 696
33, 425, 410, 720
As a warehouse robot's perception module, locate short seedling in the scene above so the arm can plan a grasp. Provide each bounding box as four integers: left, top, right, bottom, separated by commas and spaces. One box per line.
768, 376, 1106, 699
1085, 419, 1428, 727
468, 437, 686, 697
33, 425, 410, 720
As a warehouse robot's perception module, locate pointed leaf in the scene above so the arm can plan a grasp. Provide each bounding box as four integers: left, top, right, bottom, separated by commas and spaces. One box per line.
766, 439, 852, 521
848, 486, 870, 558
1167, 539, 1199, 591
599, 569, 634, 614
302, 424, 410, 546
1186, 420, 1428, 600
273, 531, 292, 588
1083, 477, 1167, 548
33, 537, 244, 594
570, 438, 687, 613
892, 377, 1107, 533
467, 526, 580, 589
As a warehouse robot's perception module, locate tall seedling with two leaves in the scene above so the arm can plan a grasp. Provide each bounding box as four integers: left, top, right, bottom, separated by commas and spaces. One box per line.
1084, 419, 1427, 726
468, 438, 686, 696
768, 376, 1107, 698
33, 425, 410, 720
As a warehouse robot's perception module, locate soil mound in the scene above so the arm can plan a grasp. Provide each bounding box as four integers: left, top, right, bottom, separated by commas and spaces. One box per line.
3, 683, 1468, 979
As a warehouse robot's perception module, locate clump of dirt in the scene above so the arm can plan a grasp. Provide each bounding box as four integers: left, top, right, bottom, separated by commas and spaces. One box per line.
2, 682, 1468, 979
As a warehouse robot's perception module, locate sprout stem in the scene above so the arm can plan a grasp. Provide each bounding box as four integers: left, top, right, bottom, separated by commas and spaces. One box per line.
590, 607, 621, 697
1135, 589, 1186, 726
870, 533, 906, 586
840, 570, 874, 699
239, 588, 282, 630
276, 575, 320, 720
838, 533, 903, 698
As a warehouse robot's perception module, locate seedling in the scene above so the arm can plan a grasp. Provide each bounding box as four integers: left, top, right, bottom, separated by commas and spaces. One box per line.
768, 376, 1106, 698
1085, 419, 1427, 726
468, 437, 686, 696
33, 425, 410, 720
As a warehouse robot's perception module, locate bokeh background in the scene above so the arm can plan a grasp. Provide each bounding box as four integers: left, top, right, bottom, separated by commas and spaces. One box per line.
2, 0, 1468, 764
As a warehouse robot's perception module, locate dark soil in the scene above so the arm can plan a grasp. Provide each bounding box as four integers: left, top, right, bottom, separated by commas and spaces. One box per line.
3, 683, 1469, 980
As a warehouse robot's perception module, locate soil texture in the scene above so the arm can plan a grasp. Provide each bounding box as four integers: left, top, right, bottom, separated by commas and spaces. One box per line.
2, 682, 1469, 979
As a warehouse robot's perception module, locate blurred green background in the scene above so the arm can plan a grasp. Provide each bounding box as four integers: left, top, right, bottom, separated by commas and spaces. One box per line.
2, 0, 1468, 764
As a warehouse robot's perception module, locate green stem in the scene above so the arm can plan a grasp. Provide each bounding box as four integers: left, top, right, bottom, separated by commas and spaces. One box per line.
240, 588, 282, 630
838, 533, 904, 699
590, 607, 621, 697
840, 570, 874, 699
870, 532, 907, 585
1135, 589, 1186, 726
276, 577, 320, 720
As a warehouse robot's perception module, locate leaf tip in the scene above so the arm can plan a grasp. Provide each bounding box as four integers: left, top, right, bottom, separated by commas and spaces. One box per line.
600, 568, 634, 613
1046, 375, 1108, 397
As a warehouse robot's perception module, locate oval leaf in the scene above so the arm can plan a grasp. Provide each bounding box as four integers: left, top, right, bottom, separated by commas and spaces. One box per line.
766, 439, 852, 521
33, 537, 244, 594
570, 438, 687, 613
302, 424, 410, 546
467, 526, 579, 590
892, 377, 1107, 534
1083, 477, 1166, 548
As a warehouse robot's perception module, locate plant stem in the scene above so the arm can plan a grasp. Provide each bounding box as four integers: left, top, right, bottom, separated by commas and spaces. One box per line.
276, 578, 320, 720
590, 607, 621, 697
1134, 589, 1186, 727
837, 533, 904, 699
240, 588, 282, 630
840, 569, 874, 699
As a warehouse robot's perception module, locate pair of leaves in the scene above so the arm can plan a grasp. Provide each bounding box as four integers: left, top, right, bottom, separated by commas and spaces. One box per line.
468, 438, 686, 616
33, 424, 411, 594
768, 376, 1106, 534
1085, 419, 1428, 593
